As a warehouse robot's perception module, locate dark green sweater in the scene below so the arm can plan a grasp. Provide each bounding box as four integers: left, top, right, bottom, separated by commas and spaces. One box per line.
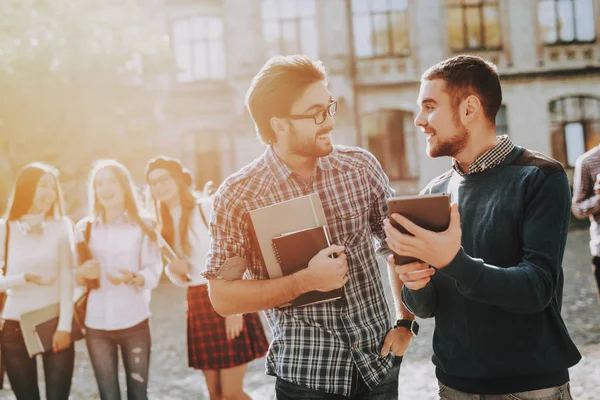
402, 146, 581, 394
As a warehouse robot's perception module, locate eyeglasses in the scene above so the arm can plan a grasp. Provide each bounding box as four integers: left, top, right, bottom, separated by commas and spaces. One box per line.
286, 99, 337, 125
148, 175, 172, 188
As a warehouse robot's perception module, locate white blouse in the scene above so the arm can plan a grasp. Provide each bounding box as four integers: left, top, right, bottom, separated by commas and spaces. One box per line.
74, 214, 162, 331
164, 198, 211, 287
0, 215, 75, 332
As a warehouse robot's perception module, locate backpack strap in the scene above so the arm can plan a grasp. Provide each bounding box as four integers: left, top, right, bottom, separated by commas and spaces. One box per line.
84, 221, 92, 244
198, 203, 209, 230
2, 222, 9, 277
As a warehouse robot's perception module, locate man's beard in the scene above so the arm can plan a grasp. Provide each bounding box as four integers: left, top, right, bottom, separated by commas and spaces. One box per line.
289, 126, 334, 158
428, 113, 469, 158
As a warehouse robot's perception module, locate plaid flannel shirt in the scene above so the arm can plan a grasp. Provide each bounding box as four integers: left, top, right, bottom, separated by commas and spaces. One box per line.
203, 145, 395, 396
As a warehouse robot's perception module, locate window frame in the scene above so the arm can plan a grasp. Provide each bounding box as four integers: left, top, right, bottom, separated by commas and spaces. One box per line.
260, 0, 319, 59
538, 0, 597, 46
549, 95, 600, 168
350, 0, 411, 60
446, 0, 503, 52
170, 14, 227, 84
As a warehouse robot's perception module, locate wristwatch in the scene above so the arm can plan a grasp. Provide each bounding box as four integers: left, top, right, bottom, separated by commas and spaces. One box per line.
395, 319, 419, 336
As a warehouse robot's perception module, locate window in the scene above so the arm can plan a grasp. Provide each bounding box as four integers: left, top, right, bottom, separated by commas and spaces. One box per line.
172, 16, 226, 82
495, 104, 509, 136
538, 0, 596, 44
549, 96, 600, 167
446, 0, 502, 51
362, 110, 419, 181
261, 0, 318, 59
351, 0, 410, 58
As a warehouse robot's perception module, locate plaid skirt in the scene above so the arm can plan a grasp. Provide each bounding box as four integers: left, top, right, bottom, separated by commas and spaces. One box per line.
186, 284, 269, 370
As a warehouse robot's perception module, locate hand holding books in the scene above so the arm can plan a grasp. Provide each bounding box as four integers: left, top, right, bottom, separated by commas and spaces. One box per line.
299, 244, 348, 293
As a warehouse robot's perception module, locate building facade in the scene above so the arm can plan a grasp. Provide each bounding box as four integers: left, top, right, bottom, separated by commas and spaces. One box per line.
156, 0, 600, 193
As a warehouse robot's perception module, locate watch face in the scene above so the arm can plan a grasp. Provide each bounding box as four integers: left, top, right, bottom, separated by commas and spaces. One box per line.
411, 322, 419, 336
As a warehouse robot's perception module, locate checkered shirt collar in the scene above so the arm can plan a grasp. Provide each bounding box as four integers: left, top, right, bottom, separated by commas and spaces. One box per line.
453, 135, 515, 176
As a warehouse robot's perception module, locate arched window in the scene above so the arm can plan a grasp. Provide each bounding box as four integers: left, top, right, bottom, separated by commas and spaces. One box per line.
549, 95, 600, 167
361, 109, 419, 181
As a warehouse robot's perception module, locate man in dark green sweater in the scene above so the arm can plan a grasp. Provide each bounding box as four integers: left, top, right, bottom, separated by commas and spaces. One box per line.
384, 55, 581, 399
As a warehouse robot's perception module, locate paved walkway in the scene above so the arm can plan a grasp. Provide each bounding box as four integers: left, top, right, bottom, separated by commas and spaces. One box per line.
1, 230, 598, 399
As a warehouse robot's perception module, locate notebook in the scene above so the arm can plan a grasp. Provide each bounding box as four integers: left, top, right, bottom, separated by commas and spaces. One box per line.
272, 225, 344, 307
20, 303, 84, 357
248, 193, 328, 280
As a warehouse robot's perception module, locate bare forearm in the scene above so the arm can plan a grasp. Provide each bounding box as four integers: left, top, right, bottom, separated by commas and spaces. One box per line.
387, 261, 414, 320
208, 272, 310, 315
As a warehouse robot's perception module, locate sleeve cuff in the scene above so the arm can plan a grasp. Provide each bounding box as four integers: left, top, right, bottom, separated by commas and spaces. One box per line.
2, 273, 28, 290
202, 256, 248, 281
57, 318, 73, 333
165, 266, 191, 287
138, 268, 159, 289
439, 248, 484, 292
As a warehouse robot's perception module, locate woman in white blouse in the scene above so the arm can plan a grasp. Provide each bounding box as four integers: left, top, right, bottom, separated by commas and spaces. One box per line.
145, 156, 268, 400
74, 160, 162, 400
0, 162, 75, 400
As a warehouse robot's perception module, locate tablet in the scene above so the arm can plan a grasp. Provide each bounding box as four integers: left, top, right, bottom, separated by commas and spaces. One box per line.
387, 193, 451, 265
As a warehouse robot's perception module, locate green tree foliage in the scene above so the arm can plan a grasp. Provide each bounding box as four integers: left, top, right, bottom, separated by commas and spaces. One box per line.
0, 0, 172, 215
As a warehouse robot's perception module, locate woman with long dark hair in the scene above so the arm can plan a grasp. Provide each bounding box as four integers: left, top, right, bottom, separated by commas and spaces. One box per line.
74, 160, 161, 400
145, 156, 268, 400
0, 162, 75, 400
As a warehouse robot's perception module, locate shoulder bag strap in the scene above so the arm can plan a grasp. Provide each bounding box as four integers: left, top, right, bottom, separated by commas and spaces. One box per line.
2, 222, 9, 277
198, 203, 209, 230
84, 221, 92, 244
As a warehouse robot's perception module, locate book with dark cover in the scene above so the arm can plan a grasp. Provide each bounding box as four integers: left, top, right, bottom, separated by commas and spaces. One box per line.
20, 303, 84, 357
272, 226, 344, 307
33, 317, 84, 355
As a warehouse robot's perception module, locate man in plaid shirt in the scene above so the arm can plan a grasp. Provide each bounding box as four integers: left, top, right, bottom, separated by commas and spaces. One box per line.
202, 55, 415, 399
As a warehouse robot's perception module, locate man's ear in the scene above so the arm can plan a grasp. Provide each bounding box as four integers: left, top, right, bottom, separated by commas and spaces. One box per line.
463, 95, 482, 121
270, 116, 288, 139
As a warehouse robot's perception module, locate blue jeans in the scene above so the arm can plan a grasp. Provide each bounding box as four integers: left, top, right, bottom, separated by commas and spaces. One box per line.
438, 382, 573, 400
86, 319, 151, 400
275, 356, 402, 400
0, 320, 75, 400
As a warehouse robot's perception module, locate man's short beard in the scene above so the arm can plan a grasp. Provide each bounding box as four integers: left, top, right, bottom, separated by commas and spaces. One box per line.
430, 110, 469, 158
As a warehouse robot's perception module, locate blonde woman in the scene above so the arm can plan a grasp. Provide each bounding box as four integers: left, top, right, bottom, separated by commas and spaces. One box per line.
74, 160, 162, 400
0, 162, 75, 400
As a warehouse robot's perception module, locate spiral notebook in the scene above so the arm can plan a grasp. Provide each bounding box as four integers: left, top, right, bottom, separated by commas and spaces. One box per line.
272, 226, 344, 307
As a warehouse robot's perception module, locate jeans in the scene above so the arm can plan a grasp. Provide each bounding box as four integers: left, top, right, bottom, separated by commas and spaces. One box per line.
275, 356, 402, 400
86, 319, 151, 400
438, 382, 573, 400
0, 320, 75, 400
592, 256, 600, 297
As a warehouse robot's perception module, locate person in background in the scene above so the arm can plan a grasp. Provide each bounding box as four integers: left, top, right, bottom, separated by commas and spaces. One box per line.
145, 155, 268, 400
572, 144, 600, 299
0, 162, 75, 400
74, 159, 162, 400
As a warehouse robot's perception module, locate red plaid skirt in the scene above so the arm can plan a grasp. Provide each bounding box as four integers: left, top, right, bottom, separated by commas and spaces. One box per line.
186, 284, 269, 370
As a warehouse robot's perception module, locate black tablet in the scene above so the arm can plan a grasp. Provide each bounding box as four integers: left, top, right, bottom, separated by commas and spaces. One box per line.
387, 193, 451, 265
